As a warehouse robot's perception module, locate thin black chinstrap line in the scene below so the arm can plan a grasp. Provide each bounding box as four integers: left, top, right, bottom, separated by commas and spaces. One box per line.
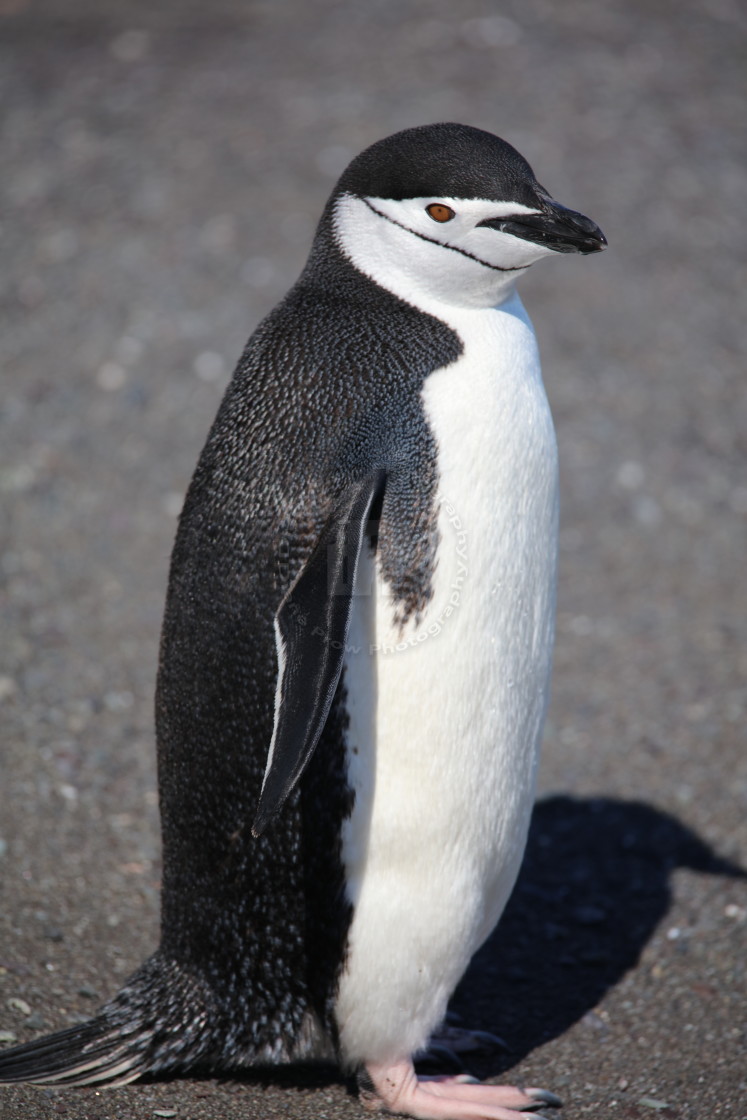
360, 197, 528, 274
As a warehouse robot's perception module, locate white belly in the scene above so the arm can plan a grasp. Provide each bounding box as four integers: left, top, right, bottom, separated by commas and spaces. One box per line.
334, 292, 559, 1066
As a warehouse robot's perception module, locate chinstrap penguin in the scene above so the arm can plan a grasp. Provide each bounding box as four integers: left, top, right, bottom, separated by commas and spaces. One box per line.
0, 123, 606, 1119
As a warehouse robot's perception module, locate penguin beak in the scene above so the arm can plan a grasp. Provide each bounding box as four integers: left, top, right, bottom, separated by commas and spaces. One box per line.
478, 196, 607, 255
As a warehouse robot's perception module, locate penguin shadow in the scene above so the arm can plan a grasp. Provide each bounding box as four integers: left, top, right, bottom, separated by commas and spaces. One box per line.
449, 794, 747, 1076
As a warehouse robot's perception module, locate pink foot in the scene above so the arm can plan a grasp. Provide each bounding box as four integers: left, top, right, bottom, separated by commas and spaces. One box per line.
361, 1057, 561, 1119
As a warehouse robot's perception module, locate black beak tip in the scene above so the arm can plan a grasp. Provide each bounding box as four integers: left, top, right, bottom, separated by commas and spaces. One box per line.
532, 199, 609, 255
567, 209, 608, 254
583, 226, 608, 254
477, 202, 608, 255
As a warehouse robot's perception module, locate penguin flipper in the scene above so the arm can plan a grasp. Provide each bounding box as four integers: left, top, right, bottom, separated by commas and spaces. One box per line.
253, 470, 385, 836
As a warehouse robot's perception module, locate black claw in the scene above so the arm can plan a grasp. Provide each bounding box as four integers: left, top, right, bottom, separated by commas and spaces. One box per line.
525, 1088, 563, 1109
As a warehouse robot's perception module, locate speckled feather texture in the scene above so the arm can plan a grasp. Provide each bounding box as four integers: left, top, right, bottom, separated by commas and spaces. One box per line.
0, 143, 465, 1085
143, 213, 464, 1067
0, 123, 601, 1098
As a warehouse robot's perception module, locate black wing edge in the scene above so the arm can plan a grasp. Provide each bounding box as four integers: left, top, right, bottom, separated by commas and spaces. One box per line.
252, 470, 385, 836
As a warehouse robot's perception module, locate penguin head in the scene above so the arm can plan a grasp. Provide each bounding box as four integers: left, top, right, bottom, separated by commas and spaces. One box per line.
331, 123, 606, 310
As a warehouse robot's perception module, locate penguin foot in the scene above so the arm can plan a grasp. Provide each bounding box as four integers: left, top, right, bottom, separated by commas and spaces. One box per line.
361, 1058, 562, 1119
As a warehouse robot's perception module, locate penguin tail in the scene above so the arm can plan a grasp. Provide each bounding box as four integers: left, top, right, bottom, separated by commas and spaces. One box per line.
0, 1015, 147, 1087
0, 953, 221, 1088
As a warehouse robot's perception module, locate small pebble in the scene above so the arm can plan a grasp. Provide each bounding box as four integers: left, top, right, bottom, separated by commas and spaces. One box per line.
24, 1012, 46, 1030
78, 985, 99, 999
96, 361, 127, 391
153, 1111, 178, 1118
194, 350, 225, 382
616, 460, 645, 490
104, 690, 134, 712
110, 29, 151, 62
7, 997, 31, 1016
0, 1030, 18, 1044
162, 491, 184, 518
638, 1098, 671, 1110
0, 676, 18, 702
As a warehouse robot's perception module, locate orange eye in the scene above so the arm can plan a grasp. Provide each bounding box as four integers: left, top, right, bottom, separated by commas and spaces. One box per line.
426, 203, 456, 223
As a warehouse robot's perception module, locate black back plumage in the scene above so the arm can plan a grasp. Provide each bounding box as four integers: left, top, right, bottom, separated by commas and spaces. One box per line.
0, 171, 463, 1084
154, 207, 462, 1056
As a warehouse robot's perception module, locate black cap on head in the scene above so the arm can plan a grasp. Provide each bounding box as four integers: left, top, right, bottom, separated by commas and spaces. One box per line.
336, 123, 542, 206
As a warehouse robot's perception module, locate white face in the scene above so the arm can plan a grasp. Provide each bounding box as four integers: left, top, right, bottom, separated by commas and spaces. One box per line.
334, 192, 557, 311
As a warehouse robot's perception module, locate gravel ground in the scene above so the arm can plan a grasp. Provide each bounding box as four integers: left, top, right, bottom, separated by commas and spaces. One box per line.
1, 1, 746, 1118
